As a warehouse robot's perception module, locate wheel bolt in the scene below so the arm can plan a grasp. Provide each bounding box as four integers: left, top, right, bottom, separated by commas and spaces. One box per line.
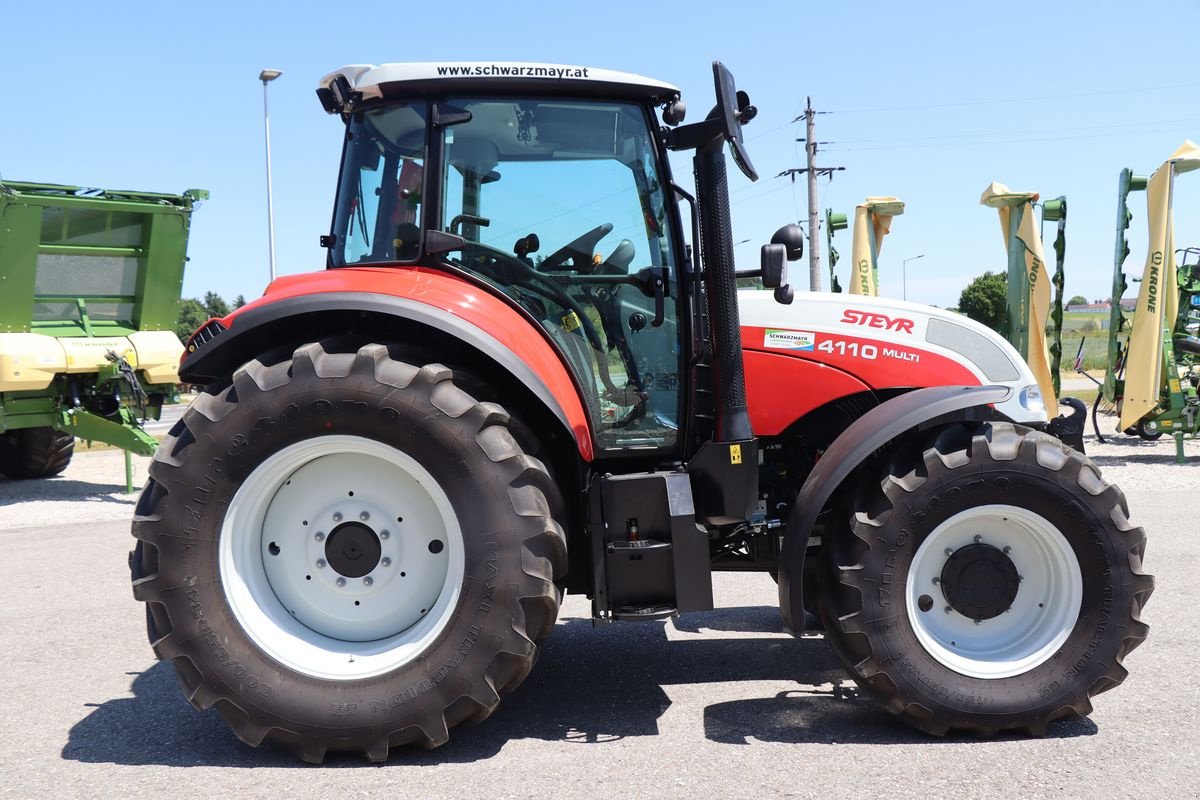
974, 619, 981, 626
1017, 575, 1024, 582
314, 531, 325, 542
974, 535, 983, 543
944, 548, 954, 557
316, 559, 327, 569
380, 530, 390, 540
944, 606, 952, 614
381, 557, 392, 567
336, 577, 346, 588
932, 577, 940, 585
363, 577, 373, 587
333, 512, 343, 522
1003, 546, 1012, 554
360, 511, 370, 521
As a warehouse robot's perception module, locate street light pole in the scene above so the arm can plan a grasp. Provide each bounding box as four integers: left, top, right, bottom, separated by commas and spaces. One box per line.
902, 254, 925, 301
259, 69, 283, 283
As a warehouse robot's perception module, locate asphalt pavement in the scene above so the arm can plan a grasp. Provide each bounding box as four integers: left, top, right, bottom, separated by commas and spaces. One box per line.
0, 444, 1196, 800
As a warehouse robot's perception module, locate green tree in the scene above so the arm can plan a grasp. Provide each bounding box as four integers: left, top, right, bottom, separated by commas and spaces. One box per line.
1067, 294, 1088, 307
203, 291, 231, 319
175, 298, 209, 342
234, 294, 247, 309
958, 271, 1007, 333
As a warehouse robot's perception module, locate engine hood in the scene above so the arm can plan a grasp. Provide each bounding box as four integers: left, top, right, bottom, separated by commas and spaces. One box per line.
737, 289, 1048, 427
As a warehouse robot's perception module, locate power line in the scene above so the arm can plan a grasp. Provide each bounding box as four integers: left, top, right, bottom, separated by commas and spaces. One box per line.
829, 80, 1200, 115
834, 116, 1200, 146
826, 125, 1200, 153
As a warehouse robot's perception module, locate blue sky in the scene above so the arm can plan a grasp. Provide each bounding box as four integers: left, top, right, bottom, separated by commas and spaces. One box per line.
3, 1, 1198, 308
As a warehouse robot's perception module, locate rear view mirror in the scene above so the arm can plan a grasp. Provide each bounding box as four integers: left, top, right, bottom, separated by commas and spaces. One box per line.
760, 243, 786, 288
712, 62, 757, 181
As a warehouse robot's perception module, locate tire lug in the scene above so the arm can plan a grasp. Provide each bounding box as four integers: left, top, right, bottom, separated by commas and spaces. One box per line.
336, 577, 346, 588
333, 512, 343, 522
315, 531, 325, 542
316, 559, 327, 569
363, 577, 373, 587
381, 557, 391, 567
931, 577, 940, 585
974, 619, 981, 625
380, 530, 390, 540
1003, 546, 1012, 554
944, 606, 952, 614
360, 511, 370, 521
944, 548, 954, 556
974, 534, 983, 543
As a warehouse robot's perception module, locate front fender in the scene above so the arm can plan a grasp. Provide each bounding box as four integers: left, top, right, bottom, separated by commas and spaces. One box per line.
776, 384, 1012, 633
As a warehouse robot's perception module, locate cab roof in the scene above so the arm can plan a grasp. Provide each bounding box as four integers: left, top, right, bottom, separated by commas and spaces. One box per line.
318, 62, 680, 108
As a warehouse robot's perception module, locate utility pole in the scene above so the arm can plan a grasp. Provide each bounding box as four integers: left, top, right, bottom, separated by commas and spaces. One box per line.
778, 98, 844, 291
259, 69, 283, 283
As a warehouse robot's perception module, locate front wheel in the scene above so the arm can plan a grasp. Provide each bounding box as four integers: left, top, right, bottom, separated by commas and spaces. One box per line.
130, 342, 566, 761
820, 422, 1153, 736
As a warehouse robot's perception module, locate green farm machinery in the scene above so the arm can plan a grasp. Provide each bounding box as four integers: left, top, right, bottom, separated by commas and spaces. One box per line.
979, 183, 1083, 449
0, 179, 205, 483
1094, 144, 1200, 462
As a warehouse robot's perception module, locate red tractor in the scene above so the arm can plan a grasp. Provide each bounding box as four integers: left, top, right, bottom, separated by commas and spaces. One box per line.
130, 61, 1152, 762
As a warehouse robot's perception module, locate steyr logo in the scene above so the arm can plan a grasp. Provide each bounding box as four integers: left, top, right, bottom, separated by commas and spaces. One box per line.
840, 309, 915, 334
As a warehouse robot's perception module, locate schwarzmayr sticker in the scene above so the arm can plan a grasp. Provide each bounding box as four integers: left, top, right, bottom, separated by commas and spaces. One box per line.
764, 329, 816, 351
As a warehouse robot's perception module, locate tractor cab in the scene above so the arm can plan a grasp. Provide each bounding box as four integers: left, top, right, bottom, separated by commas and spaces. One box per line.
320, 65, 693, 453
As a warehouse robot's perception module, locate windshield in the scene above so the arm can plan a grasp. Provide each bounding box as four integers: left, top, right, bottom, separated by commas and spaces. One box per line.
328, 97, 683, 453
330, 103, 428, 266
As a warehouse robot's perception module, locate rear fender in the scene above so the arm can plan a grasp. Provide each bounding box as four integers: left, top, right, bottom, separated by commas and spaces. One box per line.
181, 288, 594, 461
776, 384, 1012, 633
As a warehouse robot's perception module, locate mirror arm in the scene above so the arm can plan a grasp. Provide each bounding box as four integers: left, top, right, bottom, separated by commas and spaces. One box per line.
665, 114, 723, 153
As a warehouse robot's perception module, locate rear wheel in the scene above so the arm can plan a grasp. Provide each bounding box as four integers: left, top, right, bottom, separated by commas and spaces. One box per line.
819, 422, 1153, 735
0, 427, 74, 479
130, 342, 566, 761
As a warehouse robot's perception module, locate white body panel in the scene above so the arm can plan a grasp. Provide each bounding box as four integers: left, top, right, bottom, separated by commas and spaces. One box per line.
738, 290, 1049, 426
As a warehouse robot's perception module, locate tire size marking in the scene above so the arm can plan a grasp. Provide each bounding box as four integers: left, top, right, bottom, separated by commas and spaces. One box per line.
368, 625, 484, 716
480, 542, 498, 613
185, 589, 273, 698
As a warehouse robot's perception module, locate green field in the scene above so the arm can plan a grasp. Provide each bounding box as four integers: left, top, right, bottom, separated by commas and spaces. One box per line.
1060, 332, 1109, 371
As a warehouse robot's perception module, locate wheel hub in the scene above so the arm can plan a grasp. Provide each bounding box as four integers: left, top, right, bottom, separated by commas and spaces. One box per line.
940, 543, 1020, 621
325, 522, 381, 578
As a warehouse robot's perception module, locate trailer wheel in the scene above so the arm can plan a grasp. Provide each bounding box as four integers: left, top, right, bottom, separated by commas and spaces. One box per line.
0, 433, 16, 477
1133, 419, 1164, 441
130, 341, 566, 761
1, 427, 75, 479
819, 422, 1153, 736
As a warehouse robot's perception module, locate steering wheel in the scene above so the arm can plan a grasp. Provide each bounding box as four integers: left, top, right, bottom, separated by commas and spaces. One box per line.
459, 242, 607, 352
539, 223, 614, 271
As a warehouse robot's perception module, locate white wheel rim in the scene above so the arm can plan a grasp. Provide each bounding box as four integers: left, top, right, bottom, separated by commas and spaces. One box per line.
219, 435, 465, 681
905, 504, 1082, 679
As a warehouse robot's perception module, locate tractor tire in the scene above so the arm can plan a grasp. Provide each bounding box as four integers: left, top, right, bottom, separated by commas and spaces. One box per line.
130, 341, 567, 762
819, 422, 1153, 736
2, 427, 75, 479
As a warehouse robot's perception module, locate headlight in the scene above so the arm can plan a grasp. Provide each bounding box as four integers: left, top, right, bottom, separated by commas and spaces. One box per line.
1018, 384, 1044, 413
